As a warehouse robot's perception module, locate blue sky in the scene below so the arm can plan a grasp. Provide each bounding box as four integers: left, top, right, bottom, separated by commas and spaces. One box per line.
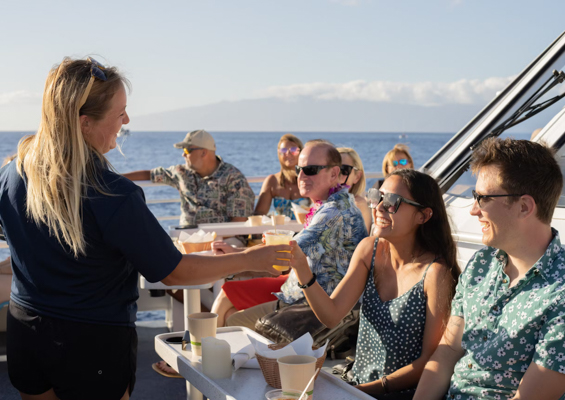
1, 0, 564, 130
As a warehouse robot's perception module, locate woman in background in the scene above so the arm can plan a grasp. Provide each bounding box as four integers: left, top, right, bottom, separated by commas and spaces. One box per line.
290, 169, 459, 399
375, 144, 415, 191
337, 147, 372, 234
254, 133, 310, 218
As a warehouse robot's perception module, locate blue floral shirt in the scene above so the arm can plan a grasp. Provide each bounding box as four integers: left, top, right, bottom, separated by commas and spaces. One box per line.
275, 188, 368, 304
447, 229, 565, 400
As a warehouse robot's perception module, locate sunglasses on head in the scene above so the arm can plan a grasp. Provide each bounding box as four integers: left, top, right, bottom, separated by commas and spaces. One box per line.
278, 146, 300, 156
295, 165, 334, 176
367, 188, 425, 214
471, 190, 524, 208
392, 159, 409, 167
79, 57, 107, 108
183, 147, 204, 155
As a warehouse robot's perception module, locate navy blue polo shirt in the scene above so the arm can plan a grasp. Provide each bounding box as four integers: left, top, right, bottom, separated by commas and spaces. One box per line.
0, 161, 182, 326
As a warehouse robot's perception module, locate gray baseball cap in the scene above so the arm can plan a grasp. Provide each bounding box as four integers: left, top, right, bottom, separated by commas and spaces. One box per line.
173, 130, 216, 151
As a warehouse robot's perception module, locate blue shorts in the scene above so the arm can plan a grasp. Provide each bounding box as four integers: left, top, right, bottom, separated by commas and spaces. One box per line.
7, 301, 137, 400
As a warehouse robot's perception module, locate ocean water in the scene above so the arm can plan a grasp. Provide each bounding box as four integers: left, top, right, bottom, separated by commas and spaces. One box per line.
0, 131, 453, 256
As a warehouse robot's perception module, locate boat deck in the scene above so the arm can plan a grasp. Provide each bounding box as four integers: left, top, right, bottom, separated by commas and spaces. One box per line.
0, 326, 347, 400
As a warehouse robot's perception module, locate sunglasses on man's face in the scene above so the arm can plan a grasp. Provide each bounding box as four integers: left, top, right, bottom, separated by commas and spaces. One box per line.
183, 147, 204, 155
278, 146, 300, 156
392, 159, 409, 167
367, 188, 425, 214
295, 165, 333, 176
471, 190, 524, 208
79, 57, 107, 108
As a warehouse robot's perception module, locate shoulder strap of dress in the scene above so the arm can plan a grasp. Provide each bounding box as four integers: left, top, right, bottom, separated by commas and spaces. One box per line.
422, 255, 441, 279
370, 237, 379, 272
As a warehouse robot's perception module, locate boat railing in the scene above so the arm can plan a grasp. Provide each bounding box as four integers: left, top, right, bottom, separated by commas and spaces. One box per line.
0, 172, 383, 247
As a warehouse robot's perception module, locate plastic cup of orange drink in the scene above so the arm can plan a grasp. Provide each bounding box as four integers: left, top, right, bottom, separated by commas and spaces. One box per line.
264, 229, 294, 271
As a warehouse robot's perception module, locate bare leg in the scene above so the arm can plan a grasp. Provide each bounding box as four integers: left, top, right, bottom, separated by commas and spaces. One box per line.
120, 385, 130, 400
211, 289, 237, 327
0, 274, 11, 303
20, 389, 59, 400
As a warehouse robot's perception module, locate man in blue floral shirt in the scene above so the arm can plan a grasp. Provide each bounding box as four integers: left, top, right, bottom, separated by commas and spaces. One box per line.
415, 138, 565, 400
225, 140, 367, 329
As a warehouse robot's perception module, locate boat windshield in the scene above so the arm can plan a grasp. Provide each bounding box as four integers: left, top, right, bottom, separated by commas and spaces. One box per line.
424, 30, 565, 207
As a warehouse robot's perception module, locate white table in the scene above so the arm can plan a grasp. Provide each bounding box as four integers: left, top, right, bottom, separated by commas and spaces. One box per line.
139, 277, 213, 332
169, 220, 304, 239
170, 220, 303, 306
140, 277, 214, 400
156, 327, 375, 400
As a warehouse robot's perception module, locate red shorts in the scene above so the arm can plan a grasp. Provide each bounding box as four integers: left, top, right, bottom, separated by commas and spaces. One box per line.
223, 275, 289, 310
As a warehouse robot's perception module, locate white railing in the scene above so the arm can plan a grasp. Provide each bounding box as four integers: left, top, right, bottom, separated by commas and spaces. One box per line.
0, 172, 383, 248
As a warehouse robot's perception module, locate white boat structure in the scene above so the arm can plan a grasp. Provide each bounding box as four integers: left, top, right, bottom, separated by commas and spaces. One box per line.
2, 29, 565, 400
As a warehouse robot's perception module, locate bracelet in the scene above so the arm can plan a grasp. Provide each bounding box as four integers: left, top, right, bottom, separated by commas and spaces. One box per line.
297, 273, 317, 289
381, 375, 389, 394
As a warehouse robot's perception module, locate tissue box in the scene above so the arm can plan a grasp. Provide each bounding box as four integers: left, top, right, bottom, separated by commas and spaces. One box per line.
256, 344, 326, 389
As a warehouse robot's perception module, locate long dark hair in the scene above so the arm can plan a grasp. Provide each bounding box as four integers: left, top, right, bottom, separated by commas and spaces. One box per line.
389, 169, 460, 312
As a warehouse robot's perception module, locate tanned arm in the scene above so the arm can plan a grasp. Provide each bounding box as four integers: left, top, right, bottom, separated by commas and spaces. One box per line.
413, 315, 465, 400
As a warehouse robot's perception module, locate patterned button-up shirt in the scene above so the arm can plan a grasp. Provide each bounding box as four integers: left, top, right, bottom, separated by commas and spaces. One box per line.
151, 156, 255, 226
275, 188, 368, 304
448, 229, 565, 400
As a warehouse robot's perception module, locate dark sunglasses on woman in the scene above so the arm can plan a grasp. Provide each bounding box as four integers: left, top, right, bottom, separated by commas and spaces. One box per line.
278, 146, 300, 156
392, 158, 409, 167
295, 165, 334, 176
340, 164, 358, 176
367, 188, 425, 214
79, 57, 107, 108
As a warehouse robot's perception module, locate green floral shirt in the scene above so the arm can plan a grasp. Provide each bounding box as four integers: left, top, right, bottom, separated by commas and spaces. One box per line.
448, 229, 565, 400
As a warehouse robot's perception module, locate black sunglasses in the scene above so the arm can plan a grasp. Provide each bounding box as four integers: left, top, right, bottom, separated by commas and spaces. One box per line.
79, 57, 108, 108
340, 164, 359, 176
472, 190, 524, 208
340, 164, 359, 185
295, 165, 335, 176
367, 188, 425, 214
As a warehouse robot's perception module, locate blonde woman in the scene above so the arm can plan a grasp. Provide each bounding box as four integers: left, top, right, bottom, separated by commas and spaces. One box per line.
0, 57, 289, 400
382, 143, 414, 177
375, 144, 415, 192
337, 147, 372, 234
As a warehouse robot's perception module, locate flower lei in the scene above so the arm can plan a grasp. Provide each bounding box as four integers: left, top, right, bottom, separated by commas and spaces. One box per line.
303, 184, 350, 228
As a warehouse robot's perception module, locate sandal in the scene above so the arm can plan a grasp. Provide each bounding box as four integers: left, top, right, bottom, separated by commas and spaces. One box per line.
152, 361, 183, 378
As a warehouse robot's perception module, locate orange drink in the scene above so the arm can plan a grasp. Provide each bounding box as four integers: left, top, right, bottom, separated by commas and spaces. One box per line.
264, 229, 294, 271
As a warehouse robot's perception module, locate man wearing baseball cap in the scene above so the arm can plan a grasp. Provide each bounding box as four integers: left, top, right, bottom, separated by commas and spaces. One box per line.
124, 129, 254, 227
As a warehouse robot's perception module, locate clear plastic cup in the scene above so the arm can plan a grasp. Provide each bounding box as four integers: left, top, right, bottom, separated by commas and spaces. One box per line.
264, 229, 294, 271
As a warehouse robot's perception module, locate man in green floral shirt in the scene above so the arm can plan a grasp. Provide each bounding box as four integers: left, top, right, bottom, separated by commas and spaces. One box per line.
415, 138, 565, 400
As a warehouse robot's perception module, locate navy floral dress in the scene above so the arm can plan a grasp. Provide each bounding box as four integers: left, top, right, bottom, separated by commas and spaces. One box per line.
353, 238, 432, 388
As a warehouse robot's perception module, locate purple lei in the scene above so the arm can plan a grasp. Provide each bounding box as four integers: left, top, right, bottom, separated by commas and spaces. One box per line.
303, 184, 350, 228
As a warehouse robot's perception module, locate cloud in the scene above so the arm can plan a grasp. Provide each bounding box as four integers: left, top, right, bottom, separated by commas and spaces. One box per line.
258, 76, 515, 106
0, 91, 42, 106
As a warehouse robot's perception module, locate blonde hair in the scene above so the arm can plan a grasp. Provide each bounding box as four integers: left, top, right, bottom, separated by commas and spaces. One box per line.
17, 57, 129, 257
337, 147, 366, 196
382, 143, 414, 176
277, 133, 304, 189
